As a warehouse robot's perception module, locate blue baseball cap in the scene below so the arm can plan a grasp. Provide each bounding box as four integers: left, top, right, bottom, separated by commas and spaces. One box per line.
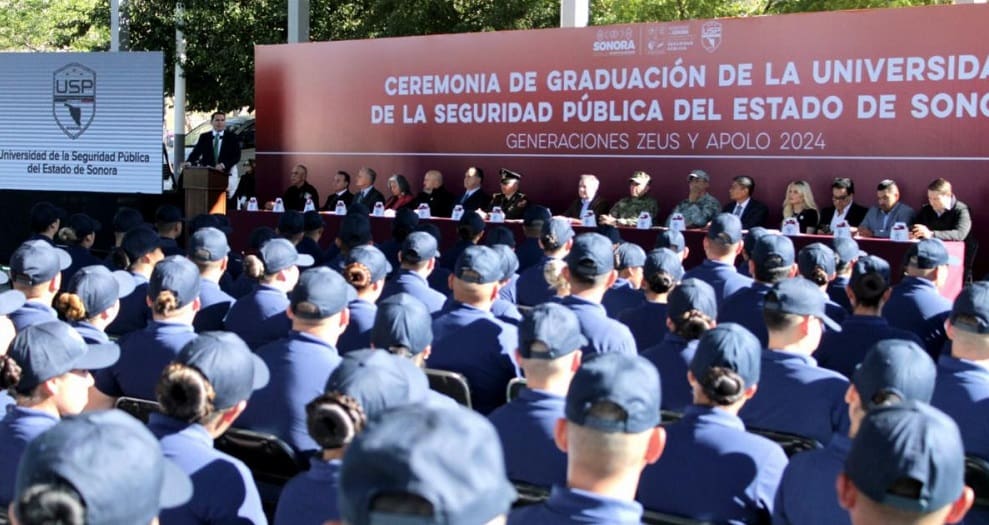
325, 349, 430, 419
66, 212, 101, 238
112, 206, 144, 233
277, 210, 305, 235
155, 204, 183, 224
188, 227, 230, 263
540, 217, 574, 250
483, 226, 516, 248
372, 293, 433, 356
454, 245, 502, 284
148, 256, 201, 309
291, 266, 357, 319
798, 242, 837, 278
458, 210, 485, 237
259, 237, 315, 273
338, 213, 373, 249
10, 239, 71, 285
691, 323, 762, 389
850, 255, 892, 294
743, 227, 769, 255
949, 281, 989, 334
176, 331, 269, 410
400, 231, 439, 263
644, 248, 684, 282
346, 245, 392, 282
518, 303, 587, 359
751, 234, 796, 271
15, 410, 192, 524
654, 229, 685, 253
249, 226, 277, 251
763, 277, 842, 331
120, 225, 162, 262
668, 278, 718, 321
0, 290, 25, 315
491, 244, 519, 281
8, 320, 119, 393
905, 238, 960, 269
65, 265, 136, 316
29, 201, 65, 231
565, 233, 615, 279
565, 353, 661, 433
523, 205, 552, 227
845, 401, 966, 513
615, 243, 647, 270
853, 339, 936, 411
832, 236, 866, 266
339, 404, 516, 525
707, 213, 743, 245
303, 210, 326, 232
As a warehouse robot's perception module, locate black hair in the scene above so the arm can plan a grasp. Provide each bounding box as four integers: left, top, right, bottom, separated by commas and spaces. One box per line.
671, 310, 715, 341
803, 266, 831, 287
754, 264, 792, 284
700, 366, 746, 406
851, 272, 889, 308
0, 354, 27, 395
644, 271, 676, 294
109, 246, 133, 271
876, 179, 897, 192
733, 175, 755, 195
369, 493, 435, 516
306, 392, 367, 450
337, 171, 351, 184
763, 309, 804, 332
467, 166, 484, 180
832, 177, 855, 195
156, 362, 217, 424
12, 480, 86, 525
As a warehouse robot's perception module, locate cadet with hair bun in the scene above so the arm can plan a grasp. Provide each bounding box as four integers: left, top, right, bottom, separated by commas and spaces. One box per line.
337, 245, 391, 354
619, 248, 684, 351
55, 265, 135, 344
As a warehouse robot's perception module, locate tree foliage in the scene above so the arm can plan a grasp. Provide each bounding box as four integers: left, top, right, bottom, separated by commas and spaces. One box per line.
0, 0, 110, 51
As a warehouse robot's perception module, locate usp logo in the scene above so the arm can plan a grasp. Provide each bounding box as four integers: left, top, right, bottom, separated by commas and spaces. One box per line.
53, 63, 96, 139
701, 21, 722, 53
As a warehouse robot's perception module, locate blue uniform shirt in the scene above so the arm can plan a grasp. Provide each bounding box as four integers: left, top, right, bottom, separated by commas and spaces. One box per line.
498, 273, 519, 304
427, 266, 453, 297
637, 405, 788, 523
239, 331, 343, 457
601, 279, 645, 319
516, 237, 543, 272
439, 240, 473, 270
719, 282, 773, 347
61, 244, 105, 287
380, 270, 447, 314
816, 315, 924, 378
106, 272, 150, 336
297, 236, 324, 267
159, 237, 183, 257
93, 321, 196, 401
931, 354, 989, 460
509, 486, 643, 525
71, 320, 111, 344
827, 275, 852, 314
772, 433, 851, 525
683, 259, 754, 308
0, 407, 59, 506
274, 457, 341, 525
516, 255, 556, 307
618, 301, 669, 351
223, 284, 292, 349
560, 295, 638, 356
0, 392, 12, 414
642, 334, 699, 413
194, 279, 235, 333
150, 413, 266, 525
883, 276, 952, 359
488, 388, 567, 488
337, 299, 376, 354
739, 350, 850, 445
9, 301, 58, 333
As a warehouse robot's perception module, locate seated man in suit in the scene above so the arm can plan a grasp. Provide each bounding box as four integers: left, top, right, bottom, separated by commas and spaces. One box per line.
911, 177, 976, 283
858, 179, 914, 239
321, 170, 354, 211
412, 169, 455, 218
818, 177, 868, 234
563, 174, 610, 224
184, 111, 241, 198
457, 166, 491, 213
351, 167, 386, 208
722, 175, 769, 230
279, 164, 319, 211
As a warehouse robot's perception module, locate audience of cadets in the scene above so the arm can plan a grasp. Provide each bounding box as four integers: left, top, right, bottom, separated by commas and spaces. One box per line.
838, 402, 974, 525
275, 209, 305, 248
376, 208, 418, 278
682, 213, 753, 307
296, 210, 325, 266
818, 177, 869, 234
0, 321, 119, 508
239, 267, 352, 457
829, 236, 864, 313
325, 210, 373, 272
149, 332, 269, 524
857, 179, 915, 238
383, 173, 414, 211
774, 339, 937, 525
26, 201, 63, 246
667, 169, 721, 228
737, 226, 768, 278
457, 165, 492, 213
654, 228, 689, 261
719, 234, 798, 347
488, 303, 586, 488
411, 169, 456, 218
723, 175, 770, 229
226, 226, 277, 300
601, 243, 646, 318
55, 265, 134, 344
640, 323, 789, 522
816, 256, 923, 378
415, 222, 454, 296
912, 177, 977, 283
600, 170, 660, 227
797, 243, 849, 325
781, 180, 820, 234
438, 209, 484, 270
187, 227, 235, 333
337, 245, 391, 353
350, 166, 386, 209
883, 238, 957, 358
563, 173, 611, 224
320, 170, 353, 211
480, 168, 529, 220
110, 205, 144, 247
154, 204, 185, 256
485, 226, 520, 301
619, 248, 684, 350
55, 212, 103, 286
517, 217, 574, 307
105, 226, 164, 336
489, 245, 525, 325
10, 410, 193, 525
7, 240, 70, 331
508, 353, 666, 525
224, 238, 313, 349
378, 231, 447, 313
642, 278, 719, 413
517, 205, 552, 271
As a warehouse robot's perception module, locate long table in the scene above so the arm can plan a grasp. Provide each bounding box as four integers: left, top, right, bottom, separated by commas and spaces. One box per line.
226, 210, 965, 300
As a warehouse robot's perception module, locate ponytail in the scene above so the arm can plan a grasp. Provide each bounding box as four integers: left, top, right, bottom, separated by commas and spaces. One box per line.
153, 290, 179, 316
109, 246, 132, 271
55, 292, 88, 322
243, 254, 266, 280
306, 392, 367, 450
156, 362, 217, 424
672, 309, 715, 341
343, 263, 373, 291
700, 366, 746, 406
12, 481, 86, 525
0, 354, 24, 394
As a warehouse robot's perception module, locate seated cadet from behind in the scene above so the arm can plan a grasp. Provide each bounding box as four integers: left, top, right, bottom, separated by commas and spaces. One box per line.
830, 236, 864, 314
325, 211, 373, 273
277, 210, 306, 248
26, 202, 63, 246
667, 169, 721, 228
296, 210, 326, 266
415, 223, 454, 297
797, 242, 848, 326
639, 324, 788, 522
225, 225, 276, 300
224, 238, 314, 349
883, 238, 958, 359
150, 332, 270, 525
654, 228, 690, 263
516, 216, 574, 307
508, 352, 666, 525
90, 256, 201, 409
7, 240, 71, 332
488, 303, 586, 488
105, 226, 165, 336
376, 208, 418, 279
187, 227, 235, 333
857, 179, 915, 239
642, 278, 719, 413
602, 243, 647, 319
485, 227, 519, 300
719, 234, 798, 347
55, 265, 135, 344
337, 245, 391, 354
517, 205, 551, 272
154, 204, 185, 257
775, 339, 937, 525
239, 267, 353, 457
739, 278, 849, 446
600, 170, 660, 227
816, 256, 923, 378
619, 248, 684, 351
564, 174, 611, 225
341, 403, 517, 525
560, 233, 638, 356
489, 245, 524, 325
56, 212, 104, 286
430, 245, 519, 414
438, 210, 485, 270
683, 213, 753, 307
378, 231, 447, 313
737, 226, 768, 278
837, 401, 974, 525
108, 206, 144, 249
483, 168, 529, 220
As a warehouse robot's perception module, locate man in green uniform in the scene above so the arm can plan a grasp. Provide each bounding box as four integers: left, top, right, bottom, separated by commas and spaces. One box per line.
601, 170, 660, 227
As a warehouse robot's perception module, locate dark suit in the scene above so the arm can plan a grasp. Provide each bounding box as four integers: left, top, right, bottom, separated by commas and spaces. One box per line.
413, 186, 456, 218
352, 187, 386, 209
817, 202, 868, 233
722, 199, 769, 230
563, 196, 610, 222
186, 130, 241, 174
321, 190, 354, 212
457, 189, 491, 213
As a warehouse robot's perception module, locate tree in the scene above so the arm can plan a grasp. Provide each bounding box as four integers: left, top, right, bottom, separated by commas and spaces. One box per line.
0, 0, 110, 51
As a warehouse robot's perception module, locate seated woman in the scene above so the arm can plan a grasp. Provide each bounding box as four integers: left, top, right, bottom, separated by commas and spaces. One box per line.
619, 248, 684, 351
782, 180, 820, 234
56, 265, 135, 344
56, 213, 104, 286
384, 173, 415, 211
337, 245, 391, 354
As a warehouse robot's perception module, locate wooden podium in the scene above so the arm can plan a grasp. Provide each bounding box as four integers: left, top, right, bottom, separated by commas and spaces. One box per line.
183, 167, 227, 216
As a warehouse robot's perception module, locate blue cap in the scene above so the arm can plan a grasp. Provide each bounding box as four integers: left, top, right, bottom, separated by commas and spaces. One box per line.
29, 201, 65, 231
303, 210, 326, 232
291, 266, 357, 319
832, 236, 866, 266
540, 217, 574, 250
850, 255, 892, 292
668, 278, 718, 321
743, 227, 770, 255
325, 349, 430, 419
846, 401, 966, 513
339, 404, 516, 525
8, 320, 119, 392
66, 265, 136, 316
707, 213, 743, 245
176, 331, 269, 410
66, 213, 101, 237
565, 353, 661, 433
148, 256, 201, 309
763, 277, 842, 331
338, 213, 373, 249
523, 205, 552, 227
454, 245, 502, 284
798, 242, 837, 278
112, 206, 144, 233
906, 238, 960, 269
277, 210, 305, 235
491, 244, 519, 281
188, 227, 229, 263
10, 239, 71, 285
15, 410, 192, 524
372, 293, 433, 356
458, 210, 485, 237
691, 323, 762, 388
518, 303, 587, 359
346, 245, 392, 282
853, 339, 936, 411
565, 233, 615, 278
120, 225, 162, 262
483, 226, 516, 248
949, 282, 989, 334
155, 204, 183, 224
751, 234, 796, 271
654, 229, 685, 253
0, 290, 25, 315
644, 248, 684, 282
595, 224, 623, 245
400, 231, 439, 263
259, 237, 315, 273
249, 226, 277, 251
615, 243, 646, 270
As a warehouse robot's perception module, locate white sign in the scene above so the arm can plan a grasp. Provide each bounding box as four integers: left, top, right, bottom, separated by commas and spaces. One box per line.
668, 213, 686, 232
890, 221, 910, 242
636, 212, 652, 230
781, 217, 800, 236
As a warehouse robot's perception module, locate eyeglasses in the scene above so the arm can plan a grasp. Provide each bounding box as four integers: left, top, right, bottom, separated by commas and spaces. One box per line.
832, 194, 850, 202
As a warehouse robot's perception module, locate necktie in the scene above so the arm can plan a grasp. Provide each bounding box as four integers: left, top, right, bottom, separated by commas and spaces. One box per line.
212, 133, 220, 162
733, 204, 743, 217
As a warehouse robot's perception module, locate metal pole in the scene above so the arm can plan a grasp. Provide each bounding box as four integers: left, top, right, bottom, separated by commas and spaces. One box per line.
111, 0, 119, 51
560, 0, 589, 28
173, 1, 187, 185
287, 0, 310, 43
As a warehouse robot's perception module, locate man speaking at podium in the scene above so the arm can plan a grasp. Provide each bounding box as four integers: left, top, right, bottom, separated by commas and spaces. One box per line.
185, 111, 242, 197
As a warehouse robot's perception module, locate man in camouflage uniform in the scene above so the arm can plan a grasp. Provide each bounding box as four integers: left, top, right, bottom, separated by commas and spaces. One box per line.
666, 169, 721, 228
601, 170, 660, 227
485, 168, 529, 220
